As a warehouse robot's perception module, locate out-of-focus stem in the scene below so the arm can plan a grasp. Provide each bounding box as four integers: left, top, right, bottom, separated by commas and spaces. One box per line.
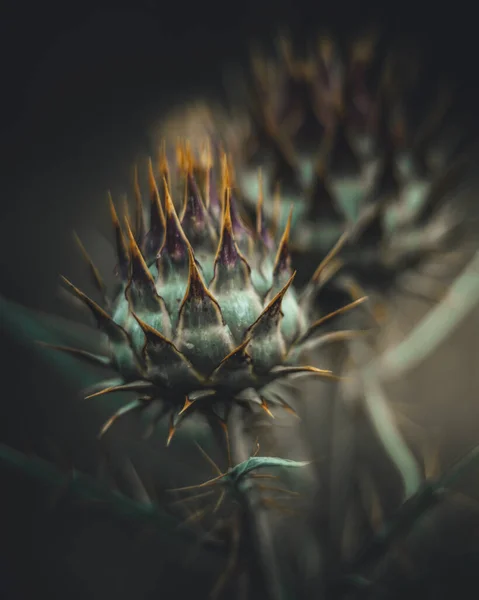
348, 340, 422, 500
360, 369, 422, 500
373, 248, 479, 380
346, 441, 479, 572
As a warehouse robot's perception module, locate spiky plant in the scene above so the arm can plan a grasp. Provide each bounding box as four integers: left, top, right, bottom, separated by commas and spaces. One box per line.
224, 31, 469, 309
20, 141, 373, 599
51, 144, 365, 448
1, 139, 478, 600
3, 26, 479, 600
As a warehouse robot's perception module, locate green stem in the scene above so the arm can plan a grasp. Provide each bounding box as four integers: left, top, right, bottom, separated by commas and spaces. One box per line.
349, 340, 422, 501
228, 404, 289, 600
360, 371, 422, 500
346, 441, 479, 573
374, 249, 479, 380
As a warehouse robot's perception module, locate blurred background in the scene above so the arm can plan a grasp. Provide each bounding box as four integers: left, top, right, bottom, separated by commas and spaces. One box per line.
1, 1, 479, 598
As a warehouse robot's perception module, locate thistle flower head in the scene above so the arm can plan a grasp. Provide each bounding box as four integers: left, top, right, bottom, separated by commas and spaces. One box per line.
58, 143, 364, 444
230, 31, 461, 300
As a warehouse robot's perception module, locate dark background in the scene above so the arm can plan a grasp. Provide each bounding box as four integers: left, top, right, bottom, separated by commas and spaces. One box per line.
1, 1, 478, 599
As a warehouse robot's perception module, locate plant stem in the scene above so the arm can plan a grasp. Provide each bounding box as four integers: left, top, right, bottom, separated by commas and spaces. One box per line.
349, 340, 422, 501
373, 248, 479, 380
341, 441, 479, 580
228, 404, 289, 600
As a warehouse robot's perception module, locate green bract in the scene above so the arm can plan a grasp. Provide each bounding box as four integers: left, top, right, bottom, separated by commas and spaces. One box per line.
171, 454, 311, 507
55, 145, 366, 444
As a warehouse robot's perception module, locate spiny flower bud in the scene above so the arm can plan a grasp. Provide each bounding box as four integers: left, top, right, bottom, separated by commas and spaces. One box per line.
231, 31, 464, 304
52, 144, 367, 445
